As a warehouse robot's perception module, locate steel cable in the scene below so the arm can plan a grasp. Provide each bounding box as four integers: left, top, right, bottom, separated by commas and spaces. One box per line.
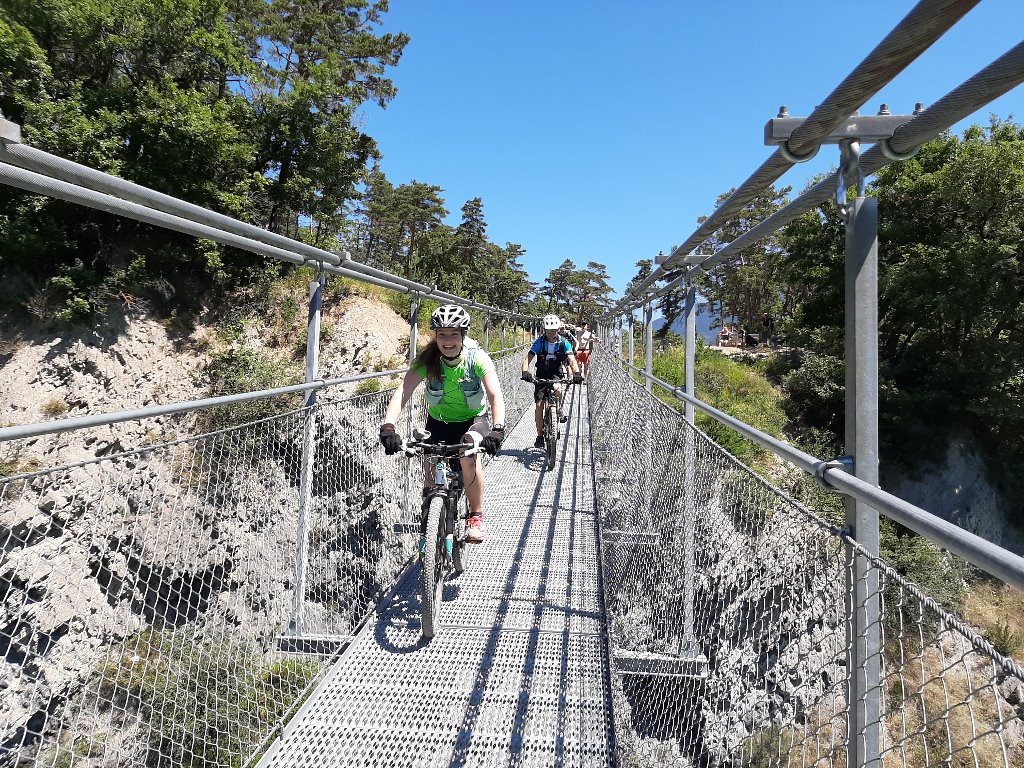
607, 39, 1024, 314
610, 0, 987, 313
692, 38, 1024, 276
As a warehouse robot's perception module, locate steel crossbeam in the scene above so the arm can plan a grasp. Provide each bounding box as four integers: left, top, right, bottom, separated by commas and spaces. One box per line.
255, 385, 616, 767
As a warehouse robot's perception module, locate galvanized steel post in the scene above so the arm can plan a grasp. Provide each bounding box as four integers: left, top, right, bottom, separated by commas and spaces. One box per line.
842, 149, 882, 768
682, 283, 697, 643
644, 303, 654, 393
289, 271, 325, 636
627, 312, 635, 373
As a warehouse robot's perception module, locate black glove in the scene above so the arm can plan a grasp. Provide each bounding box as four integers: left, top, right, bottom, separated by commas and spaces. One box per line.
521, 371, 534, 383
379, 423, 402, 455
573, 373, 583, 385
481, 427, 505, 456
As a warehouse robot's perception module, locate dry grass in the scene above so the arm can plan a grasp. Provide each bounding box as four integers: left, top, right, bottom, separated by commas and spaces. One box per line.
882, 629, 1019, 768
965, 580, 1024, 660
41, 397, 69, 417
739, 708, 846, 767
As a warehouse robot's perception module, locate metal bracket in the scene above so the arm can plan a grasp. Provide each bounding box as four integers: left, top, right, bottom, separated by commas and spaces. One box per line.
767, 108, 924, 171
837, 139, 864, 217
765, 112, 917, 146
878, 137, 921, 162
814, 455, 854, 489
0, 113, 22, 144
777, 141, 820, 164
409, 294, 423, 324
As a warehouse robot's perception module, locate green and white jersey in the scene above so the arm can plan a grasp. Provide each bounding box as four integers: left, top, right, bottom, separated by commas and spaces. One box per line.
413, 347, 496, 423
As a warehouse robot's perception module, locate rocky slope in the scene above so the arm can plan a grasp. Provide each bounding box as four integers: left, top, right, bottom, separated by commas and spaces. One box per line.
1, 294, 415, 766
889, 438, 1024, 556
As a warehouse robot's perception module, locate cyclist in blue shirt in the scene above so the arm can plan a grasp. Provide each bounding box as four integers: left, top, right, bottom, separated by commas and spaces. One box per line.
521, 314, 582, 448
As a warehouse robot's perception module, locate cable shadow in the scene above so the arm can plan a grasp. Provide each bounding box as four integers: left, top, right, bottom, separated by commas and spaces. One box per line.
446, 384, 596, 767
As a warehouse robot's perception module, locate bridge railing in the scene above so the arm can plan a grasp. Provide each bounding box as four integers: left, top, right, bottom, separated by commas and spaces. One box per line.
588, 347, 1024, 768
0, 350, 532, 768
0, 96, 544, 766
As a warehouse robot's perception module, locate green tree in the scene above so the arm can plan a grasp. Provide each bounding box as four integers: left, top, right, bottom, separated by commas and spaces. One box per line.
781, 119, 1024, 517
695, 184, 791, 331
242, 0, 408, 237
626, 258, 653, 296
0, 0, 407, 318
544, 259, 575, 311
454, 197, 488, 279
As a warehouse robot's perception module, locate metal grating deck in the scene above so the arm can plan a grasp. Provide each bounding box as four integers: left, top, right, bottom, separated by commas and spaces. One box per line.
257, 385, 615, 767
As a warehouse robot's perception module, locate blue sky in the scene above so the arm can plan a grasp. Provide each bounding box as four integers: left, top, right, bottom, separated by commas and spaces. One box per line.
358, 0, 1023, 299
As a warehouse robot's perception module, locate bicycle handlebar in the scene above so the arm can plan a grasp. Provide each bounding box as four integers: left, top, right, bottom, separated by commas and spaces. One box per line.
532, 377, 571, 385
401, 437, 482, 458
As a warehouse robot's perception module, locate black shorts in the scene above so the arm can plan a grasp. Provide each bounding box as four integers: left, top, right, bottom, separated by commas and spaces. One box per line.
424, 415, 489, 446
533, 382, 560, 403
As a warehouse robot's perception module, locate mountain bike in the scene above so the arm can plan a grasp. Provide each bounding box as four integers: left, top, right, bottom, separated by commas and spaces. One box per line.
533, 377, 570, 471
402, 428, 481, 639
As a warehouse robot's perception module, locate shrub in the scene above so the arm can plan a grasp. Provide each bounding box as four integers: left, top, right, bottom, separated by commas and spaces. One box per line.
984, 621, 1024, 659
354, 377, 383, 395
881, 520, 969, 641
95, 629, 319, 768
41, 397, 69, 417
781, 352, 845, 437
204, 347, 301, 428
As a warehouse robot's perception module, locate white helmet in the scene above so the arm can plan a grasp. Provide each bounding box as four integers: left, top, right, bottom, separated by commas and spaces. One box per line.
430, 304, 471, 330
542, 314, 560, 330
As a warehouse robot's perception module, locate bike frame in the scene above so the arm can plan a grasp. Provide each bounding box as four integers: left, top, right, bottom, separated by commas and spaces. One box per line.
424, 457, 463, 541
403, 436, 480, 541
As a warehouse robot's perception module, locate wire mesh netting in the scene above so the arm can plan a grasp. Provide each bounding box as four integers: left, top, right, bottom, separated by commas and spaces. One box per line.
586, 348, 1024, 768
6, 339, 1024, 768
0, 347, 534, 768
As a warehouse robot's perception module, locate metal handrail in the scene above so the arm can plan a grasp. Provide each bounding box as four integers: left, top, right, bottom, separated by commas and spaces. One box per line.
621, 358, 1024, 592
0, 340, 534, 444
0, 367, 408, 443
0, 133, 537, 322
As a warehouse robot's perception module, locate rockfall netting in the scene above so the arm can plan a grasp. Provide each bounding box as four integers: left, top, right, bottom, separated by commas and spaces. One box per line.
0, 346, 533, 768
586, 347, 1024, 768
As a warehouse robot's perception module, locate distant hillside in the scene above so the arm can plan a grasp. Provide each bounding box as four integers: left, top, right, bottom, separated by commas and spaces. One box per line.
652, 304, 719, 345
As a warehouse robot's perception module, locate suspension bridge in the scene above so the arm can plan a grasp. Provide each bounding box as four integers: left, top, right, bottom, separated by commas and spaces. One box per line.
3, 1, 1024, 766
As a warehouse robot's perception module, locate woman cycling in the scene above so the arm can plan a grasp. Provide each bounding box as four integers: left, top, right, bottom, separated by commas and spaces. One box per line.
379, 304, 507, 543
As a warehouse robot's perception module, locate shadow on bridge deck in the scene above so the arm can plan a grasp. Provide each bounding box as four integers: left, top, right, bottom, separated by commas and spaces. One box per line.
256, 384, 616, 767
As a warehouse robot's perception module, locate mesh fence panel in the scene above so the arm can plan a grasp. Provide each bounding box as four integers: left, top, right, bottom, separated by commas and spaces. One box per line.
587, 348, 1024, 768
1, 346, 533, 768
3, 407, 308, 767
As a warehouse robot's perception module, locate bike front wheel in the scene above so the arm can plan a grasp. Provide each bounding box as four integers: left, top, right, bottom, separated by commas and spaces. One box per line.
545, 404, 556, 470
420, 495, 446, 639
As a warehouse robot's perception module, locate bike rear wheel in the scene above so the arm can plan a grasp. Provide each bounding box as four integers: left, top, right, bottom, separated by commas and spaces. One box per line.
420, 495, 446, 639
451, 493, 473, 575
544, 403, 556, 470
